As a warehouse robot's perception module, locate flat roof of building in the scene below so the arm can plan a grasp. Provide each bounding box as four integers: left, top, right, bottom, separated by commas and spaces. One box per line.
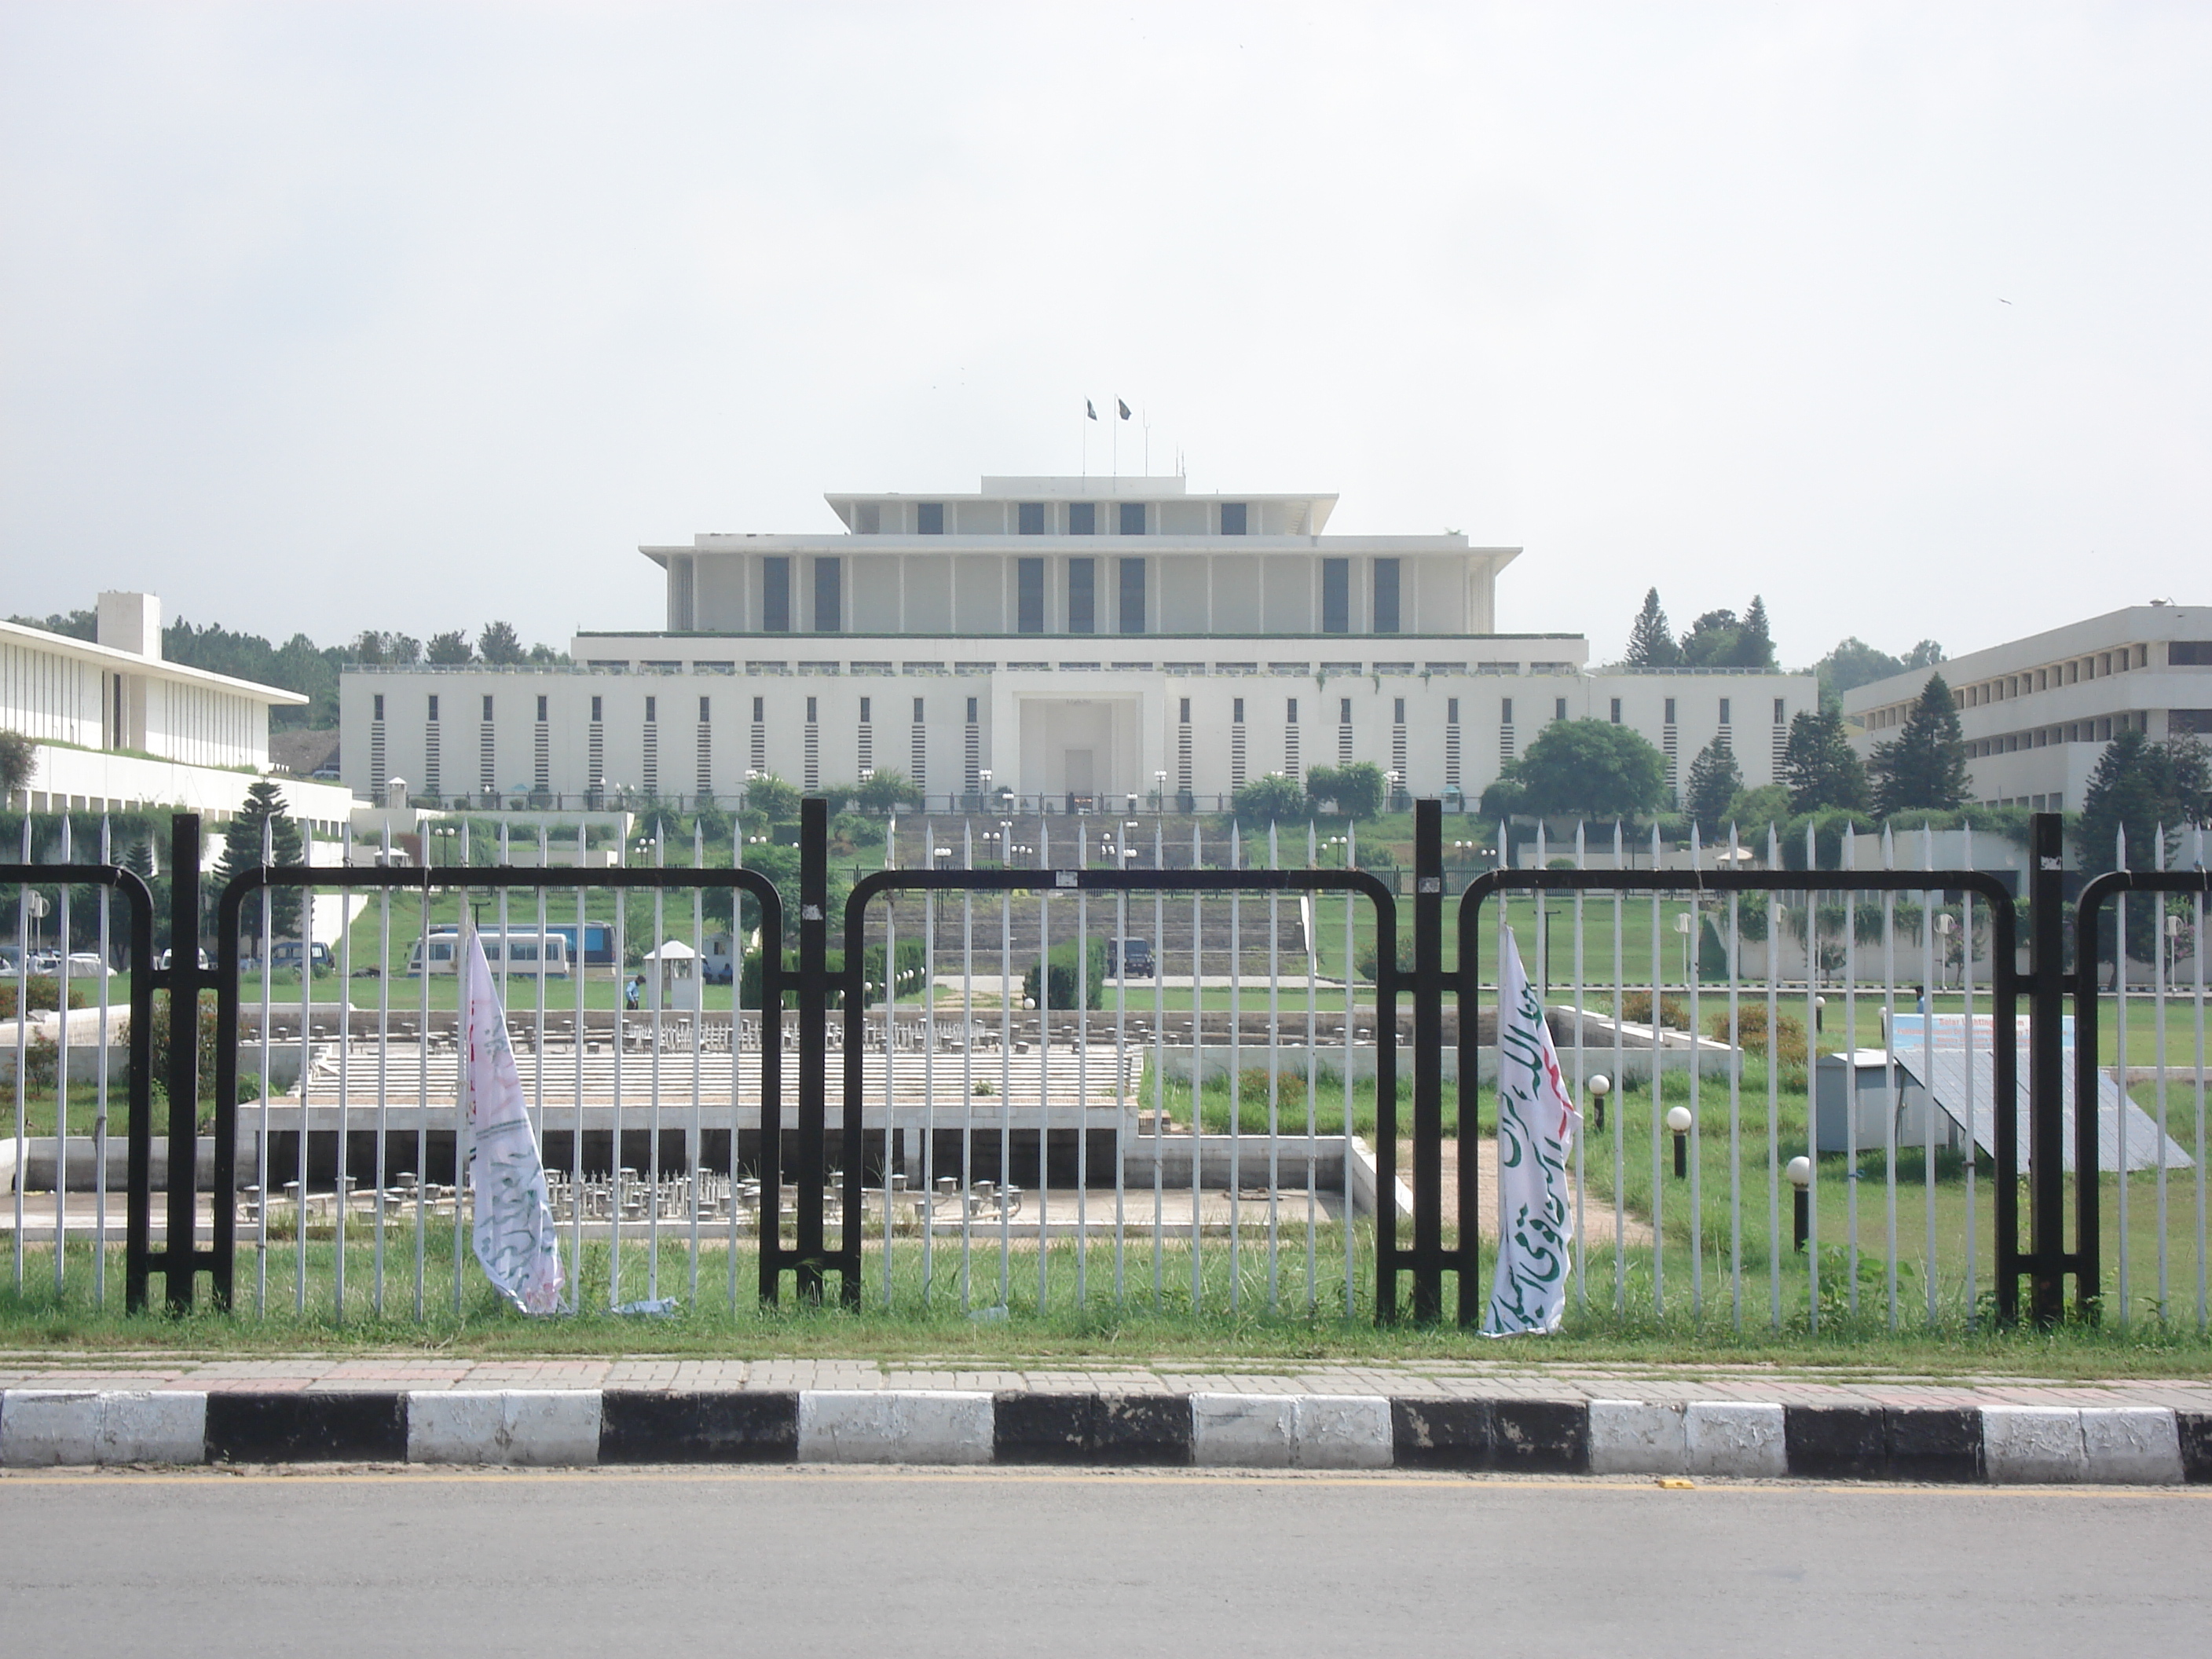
0, 620, 309, 705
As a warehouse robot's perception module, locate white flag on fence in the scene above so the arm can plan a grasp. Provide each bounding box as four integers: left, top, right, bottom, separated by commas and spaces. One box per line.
1482, 927, 1580, 1336
462, 928, 566, 1315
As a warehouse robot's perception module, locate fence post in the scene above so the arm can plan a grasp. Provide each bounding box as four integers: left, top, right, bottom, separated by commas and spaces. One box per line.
794, 797, 828, 1302
1410, 799, 1445, 1320
119, 864, 157, 1313
163, 813, 203, 1313
2026, 811, 2070, 1326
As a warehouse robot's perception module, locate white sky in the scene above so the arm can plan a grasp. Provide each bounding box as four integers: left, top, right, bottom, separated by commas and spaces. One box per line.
2, 2, 2207, 667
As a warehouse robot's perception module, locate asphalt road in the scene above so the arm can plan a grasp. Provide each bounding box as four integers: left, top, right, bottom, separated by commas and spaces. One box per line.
1, 1467, 2204, 1656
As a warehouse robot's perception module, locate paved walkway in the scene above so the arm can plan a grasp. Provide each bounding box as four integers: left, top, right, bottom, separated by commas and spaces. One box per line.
2, 1350, 2207, 1408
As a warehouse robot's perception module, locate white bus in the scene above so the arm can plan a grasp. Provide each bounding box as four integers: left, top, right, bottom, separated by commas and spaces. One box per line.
406, 928, 573, 979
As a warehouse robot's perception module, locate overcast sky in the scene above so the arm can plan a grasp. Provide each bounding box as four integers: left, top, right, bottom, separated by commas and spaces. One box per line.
3, 3, 2207, 668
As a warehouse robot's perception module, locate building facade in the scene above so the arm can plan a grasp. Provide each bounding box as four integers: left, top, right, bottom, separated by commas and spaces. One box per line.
1843, 603, 2212, 811
3, 591, 353, 831
342, 475, 1811, 813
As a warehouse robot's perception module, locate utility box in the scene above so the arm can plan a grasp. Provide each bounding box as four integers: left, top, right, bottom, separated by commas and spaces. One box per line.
1814, 1051, 1961, 1155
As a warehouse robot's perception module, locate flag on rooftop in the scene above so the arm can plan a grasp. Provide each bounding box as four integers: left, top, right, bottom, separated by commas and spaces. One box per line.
1117, 398, 1131, 419
1482, 926, 1580, 1336
462, 928, 566, 1315
1086, 399, 1097, 419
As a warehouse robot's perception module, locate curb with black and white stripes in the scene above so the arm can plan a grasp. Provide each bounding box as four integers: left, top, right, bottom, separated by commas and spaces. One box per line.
2, 1389, 2208, 1482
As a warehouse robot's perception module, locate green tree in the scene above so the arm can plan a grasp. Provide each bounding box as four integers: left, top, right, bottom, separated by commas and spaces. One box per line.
0, 730, 33, 800
212, 778, 306, 943
2075, 730, 2212, 873
1780, 707, 1869, 812
163, 617, 346, 729
1683, 735, 1743, 832
478, 621, 526, 665
1679, 608, 1743, 668
1868, 674, 1970, 815
387, 633, 423, 665
1507, 720, 1668, 820
7, 609, 97, 641
2075, 730, 2211, 962
425, 629, 474, 665
1723, 783, 1793, 848
1232, 772, 1309, 826
1817, 635, 1943, 710
1305, 761, 1386, 819
745, 773, 802, 822
724, 841, 851, 948
1477, 767, 1528, 822
1624, 588, 1681, 666
854, 770, 922, 814
1736, 595, 1778, 670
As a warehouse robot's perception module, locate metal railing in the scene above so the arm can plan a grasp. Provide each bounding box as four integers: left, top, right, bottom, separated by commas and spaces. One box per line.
3, 801, 2205, 1335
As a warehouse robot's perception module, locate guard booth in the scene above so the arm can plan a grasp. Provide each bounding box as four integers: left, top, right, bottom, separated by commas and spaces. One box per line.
643, 939, 704, 1013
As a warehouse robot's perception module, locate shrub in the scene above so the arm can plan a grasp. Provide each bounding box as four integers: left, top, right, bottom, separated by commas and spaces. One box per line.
1235, 1066, 1309, 1107
1708, 1002, 1807, 1065
1619, 991, 1690, 1029
147, 991, 223, 1119
1355, 936, 1415, 983
1305, 762, 1386, 819
1024, 936, 1108, 1010
0, 978, 91, 1020
1231, 773, 1309, 826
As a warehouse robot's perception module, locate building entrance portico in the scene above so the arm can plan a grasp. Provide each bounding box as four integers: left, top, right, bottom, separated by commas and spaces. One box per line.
1013, 692, 1143, 808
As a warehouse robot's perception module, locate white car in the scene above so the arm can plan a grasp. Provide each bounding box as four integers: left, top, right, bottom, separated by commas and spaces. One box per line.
63, 952, 115, 978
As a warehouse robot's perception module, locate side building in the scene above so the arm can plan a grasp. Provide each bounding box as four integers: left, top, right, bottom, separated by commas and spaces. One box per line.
342, 475, 1811, 814
1843, 602, 2212, 811
3, 591, 354, 831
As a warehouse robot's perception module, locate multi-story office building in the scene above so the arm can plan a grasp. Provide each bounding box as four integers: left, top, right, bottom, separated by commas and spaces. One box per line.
3, 591, 353, 830
342, 474, 1812, 813
1844, 603, 2212, 811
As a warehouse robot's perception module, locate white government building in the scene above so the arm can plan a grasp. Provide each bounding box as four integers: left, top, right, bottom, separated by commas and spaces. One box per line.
1844, 602, 2212, 812
3, 591, 353, 832
341, 474, 1811, 814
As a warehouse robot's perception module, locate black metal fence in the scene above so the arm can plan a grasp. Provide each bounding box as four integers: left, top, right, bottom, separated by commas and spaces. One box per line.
5, 800, 2203, 1331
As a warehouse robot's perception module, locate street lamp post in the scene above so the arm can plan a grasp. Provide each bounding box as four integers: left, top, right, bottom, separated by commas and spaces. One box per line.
1666, 1104, 1694, 1179
1587, 1071, 1610, 1134
1787, 1155, 1812, 1251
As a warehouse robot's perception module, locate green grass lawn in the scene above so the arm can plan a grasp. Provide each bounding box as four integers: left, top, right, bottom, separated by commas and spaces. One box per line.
2, 1229, 2208, 1376
1157, 1060, 2212, 1333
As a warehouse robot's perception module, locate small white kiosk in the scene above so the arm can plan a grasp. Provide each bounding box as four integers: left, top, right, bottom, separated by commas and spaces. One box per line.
643, 939, 704, 1013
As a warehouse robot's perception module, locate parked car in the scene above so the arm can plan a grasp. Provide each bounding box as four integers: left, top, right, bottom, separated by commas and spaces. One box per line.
1105, 937, 1156, 979
156, 947, 211, 970
269, 940, 335, 972
63, 952, 115, 978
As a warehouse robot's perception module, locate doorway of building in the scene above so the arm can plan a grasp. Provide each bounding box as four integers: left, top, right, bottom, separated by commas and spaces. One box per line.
1064, 748, 1094, 813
